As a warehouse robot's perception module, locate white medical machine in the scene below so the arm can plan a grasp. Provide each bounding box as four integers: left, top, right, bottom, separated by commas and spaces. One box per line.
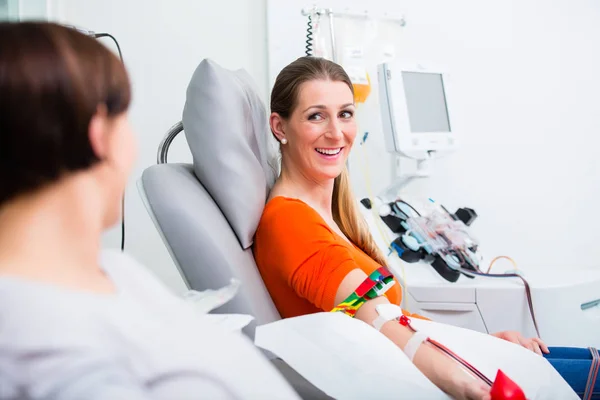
376, 62, 459, 201
378, 62, 457, 160
366, 61, 600, 348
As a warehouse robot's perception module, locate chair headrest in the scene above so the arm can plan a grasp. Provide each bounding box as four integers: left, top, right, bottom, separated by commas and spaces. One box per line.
182, 59, 276, 249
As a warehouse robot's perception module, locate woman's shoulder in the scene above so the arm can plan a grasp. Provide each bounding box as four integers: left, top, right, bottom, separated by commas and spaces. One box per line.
261, 196, 320, 225
256, 196, 334, 242
263, 195, 313, 212
100, 250, 184, 307
0, 277, 110, 355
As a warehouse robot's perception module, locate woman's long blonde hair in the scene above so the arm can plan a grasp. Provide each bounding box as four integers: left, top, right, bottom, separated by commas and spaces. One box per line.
270, 56, 388, 266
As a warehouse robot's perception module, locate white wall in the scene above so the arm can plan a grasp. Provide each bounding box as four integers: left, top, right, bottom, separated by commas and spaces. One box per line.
18, 0, 47, 19
50, 0, 268, 293
1, 0, 21, 20
269, 0, 600, 271
0, 1, 9, 19
47, 0, 600, 293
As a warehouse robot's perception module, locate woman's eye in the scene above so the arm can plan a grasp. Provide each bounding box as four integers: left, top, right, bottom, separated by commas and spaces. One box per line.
308, 113, 323, 121
340, 110, 354, 119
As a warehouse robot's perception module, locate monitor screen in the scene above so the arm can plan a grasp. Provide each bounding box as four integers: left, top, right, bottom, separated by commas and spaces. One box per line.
401, 71, 451, 133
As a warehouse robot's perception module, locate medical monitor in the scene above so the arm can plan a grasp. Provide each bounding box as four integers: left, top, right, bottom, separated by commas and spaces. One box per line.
377, 62, 457, 160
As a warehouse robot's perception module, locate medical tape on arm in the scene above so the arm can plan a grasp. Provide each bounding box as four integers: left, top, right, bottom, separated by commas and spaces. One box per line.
403, 331, 429, 361
398, 315, 493, 385
371, 303, 428, 361
330, 267, 395, 317
372, 303, 403, 331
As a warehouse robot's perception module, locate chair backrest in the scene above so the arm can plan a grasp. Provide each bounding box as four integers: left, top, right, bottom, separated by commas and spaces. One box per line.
138, 59, 281, 338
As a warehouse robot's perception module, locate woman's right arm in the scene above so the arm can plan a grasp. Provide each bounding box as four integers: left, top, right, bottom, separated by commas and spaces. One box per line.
258, 201, 490, 399
337, 269, 491, 400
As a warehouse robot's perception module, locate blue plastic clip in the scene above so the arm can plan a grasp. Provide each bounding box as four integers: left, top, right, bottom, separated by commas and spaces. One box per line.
389, 242, 404, 257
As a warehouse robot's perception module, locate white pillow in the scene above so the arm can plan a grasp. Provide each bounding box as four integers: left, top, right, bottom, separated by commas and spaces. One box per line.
255, 313, 579, 400
256, 313, 450, 400
182, 59, 275, 249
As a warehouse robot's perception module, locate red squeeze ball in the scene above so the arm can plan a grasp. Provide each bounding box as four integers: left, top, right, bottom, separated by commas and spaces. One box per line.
490, 370, 526, 400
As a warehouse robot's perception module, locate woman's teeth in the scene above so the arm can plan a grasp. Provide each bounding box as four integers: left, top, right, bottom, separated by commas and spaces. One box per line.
316, 148, 341, 155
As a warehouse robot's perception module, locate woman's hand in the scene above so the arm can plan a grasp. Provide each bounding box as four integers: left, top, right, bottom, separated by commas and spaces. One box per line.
491, 330, 549, 355
449, 371, 491, 400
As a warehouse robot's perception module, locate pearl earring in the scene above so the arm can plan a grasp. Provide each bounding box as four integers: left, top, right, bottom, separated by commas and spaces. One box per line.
281, 138, 288, 145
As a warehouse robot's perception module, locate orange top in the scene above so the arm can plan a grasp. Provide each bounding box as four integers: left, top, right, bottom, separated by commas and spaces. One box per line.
253, 196, 424, 319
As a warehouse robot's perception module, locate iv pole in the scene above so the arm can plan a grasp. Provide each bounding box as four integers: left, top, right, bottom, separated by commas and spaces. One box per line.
300, 6, 407, 178
301, 7, 337, 62
301, 6, 406, 62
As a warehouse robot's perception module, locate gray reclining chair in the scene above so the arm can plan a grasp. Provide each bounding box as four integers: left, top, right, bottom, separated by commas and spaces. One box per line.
138, 59, 280, 338
138, 59, 331, 399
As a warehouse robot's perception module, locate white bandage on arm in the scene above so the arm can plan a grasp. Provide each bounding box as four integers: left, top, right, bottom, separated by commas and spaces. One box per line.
371, 303, 404, 331
403, 331, 429, 362
371, 303, 429, 362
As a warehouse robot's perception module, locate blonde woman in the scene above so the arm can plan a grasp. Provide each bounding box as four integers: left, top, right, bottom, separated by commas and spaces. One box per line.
253, 56, 597, 400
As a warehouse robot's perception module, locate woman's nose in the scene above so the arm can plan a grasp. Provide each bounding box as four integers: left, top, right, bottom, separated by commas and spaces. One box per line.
325, 120, 344, 140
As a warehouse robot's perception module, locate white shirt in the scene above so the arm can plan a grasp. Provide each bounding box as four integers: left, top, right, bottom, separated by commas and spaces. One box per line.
0, 250, 299, 400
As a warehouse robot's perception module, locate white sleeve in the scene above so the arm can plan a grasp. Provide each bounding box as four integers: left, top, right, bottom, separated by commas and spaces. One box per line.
0, 349, 148, 400
0, 350, 236, 400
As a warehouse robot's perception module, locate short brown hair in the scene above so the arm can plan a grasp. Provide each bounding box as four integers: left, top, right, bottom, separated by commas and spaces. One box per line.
0, 21, 131, 206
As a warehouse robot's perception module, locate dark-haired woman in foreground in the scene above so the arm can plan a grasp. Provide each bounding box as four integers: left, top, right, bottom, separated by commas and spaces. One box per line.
0, 22, 299, 400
